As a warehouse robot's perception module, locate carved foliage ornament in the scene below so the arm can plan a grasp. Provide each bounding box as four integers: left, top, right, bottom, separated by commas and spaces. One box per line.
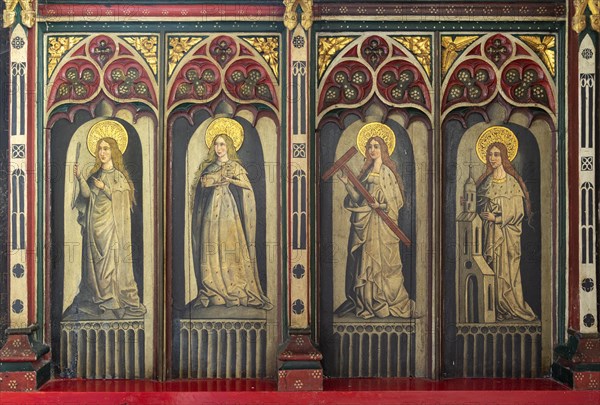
573, 0, 600, 33
394, 36, 432, 77
48, 37, 86, 78
441, 36, 480, 77
123, 37, 159, 75
317, 36, 355, 79
168, 37, 204, 76
284, 0, 313, 31
48, 35, 159, 110
243, 37, 279, 79
3, 0, 35, 28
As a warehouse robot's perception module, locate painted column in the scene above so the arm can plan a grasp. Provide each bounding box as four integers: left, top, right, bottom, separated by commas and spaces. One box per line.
552, 1, 600, 390
0, 1, 51, 392
278, 0, 323, 391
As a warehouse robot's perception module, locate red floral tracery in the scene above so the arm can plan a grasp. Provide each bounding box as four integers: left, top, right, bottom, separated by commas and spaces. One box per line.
377, 59, 431, 110
501, 60, 555, 112
318, 62, 372, 113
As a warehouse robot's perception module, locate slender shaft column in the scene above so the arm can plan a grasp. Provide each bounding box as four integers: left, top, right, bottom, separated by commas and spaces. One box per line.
553, 1, 600, 390
278, 0, 323, 391
0, 2, 50, 392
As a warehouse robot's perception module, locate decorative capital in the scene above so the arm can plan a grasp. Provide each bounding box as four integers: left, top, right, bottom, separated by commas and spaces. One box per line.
283, 0, 313, 31
3, 0, 36, 29
573, 0, 600, 33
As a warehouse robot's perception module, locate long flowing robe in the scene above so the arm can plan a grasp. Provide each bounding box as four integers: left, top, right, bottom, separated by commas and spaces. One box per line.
67, 168, 146, 319
477, 174, 536, 322
336, 164, 414, 319
191, 160, 271, 309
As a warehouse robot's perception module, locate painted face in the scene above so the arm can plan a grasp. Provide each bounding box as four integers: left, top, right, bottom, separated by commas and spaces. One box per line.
487, 146, 502, 169
214, 136, 228, 159
367, 139, 382, 160
98, 140, 112, 164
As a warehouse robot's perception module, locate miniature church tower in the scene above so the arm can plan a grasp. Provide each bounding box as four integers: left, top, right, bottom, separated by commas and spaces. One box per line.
455, 160, 496, 323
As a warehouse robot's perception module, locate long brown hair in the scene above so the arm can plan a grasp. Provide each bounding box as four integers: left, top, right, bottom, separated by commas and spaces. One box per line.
357, 136, 404, 200
195, 134, 243, 182
476, 141, 532, 222
90, 137, 136, 205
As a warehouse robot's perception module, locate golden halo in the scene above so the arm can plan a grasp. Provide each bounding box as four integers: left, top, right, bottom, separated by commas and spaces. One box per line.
87, 120, 128, 157
476, 126, 519, 163
205, 118, 244, 151
356, 122, 396, 157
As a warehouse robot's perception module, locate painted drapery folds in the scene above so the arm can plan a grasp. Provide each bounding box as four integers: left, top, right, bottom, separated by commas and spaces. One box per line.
317, 33, 432, 378
0, 0, 573, 390
444, 33, 553, 378
46, 33, 159, 379
167, 34, 281, 379
334, 124, 415, 320
66, 121, 146, 319
190, 118, 272, 310
475, 128, 536, 323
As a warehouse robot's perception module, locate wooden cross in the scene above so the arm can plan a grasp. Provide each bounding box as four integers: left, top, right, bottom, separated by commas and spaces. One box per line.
322, 146, 411, 247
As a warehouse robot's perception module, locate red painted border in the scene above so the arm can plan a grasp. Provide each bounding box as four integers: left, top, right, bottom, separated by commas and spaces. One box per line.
567, 5, 580, 332
26, 23, 37, 325
2, 378, 598, 404
313, 3, 566, 18
39, 4, 284, 19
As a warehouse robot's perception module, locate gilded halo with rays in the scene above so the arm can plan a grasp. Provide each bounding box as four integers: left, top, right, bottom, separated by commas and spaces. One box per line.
87, 120, 128, 157
356, 122, 396, 157
475, 126, 519, 163
205, 117, 244, 151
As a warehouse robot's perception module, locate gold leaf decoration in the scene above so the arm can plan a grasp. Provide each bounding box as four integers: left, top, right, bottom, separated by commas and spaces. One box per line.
47, 36, 85, 78
4, 0, 36, 28
441, 35, 480, 77
318, 36, 355, 79
243, 36, 280, 79
393, 36, 432, 78
283, 0, 313, 31
168, 37, 203, 76
573, 0, 600, 33
520, 35, 556, 76
123, 36, 159, 75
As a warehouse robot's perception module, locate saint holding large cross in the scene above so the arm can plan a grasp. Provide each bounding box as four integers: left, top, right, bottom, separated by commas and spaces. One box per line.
323, 123, 415, 319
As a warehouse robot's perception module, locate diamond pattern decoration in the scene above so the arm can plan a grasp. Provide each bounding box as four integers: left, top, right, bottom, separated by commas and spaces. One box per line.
11, 299, 24, 314
292, 299, 305, 315
12, 264, 25, 278
292, 264, 306, 279
583, 313, 596, 328
293, 36, 305, 49
581, 156, 593, 171
582, 278, 595, 292
292, 143, 306, 159
11, 144, 25, 159
11, 36, 25, 50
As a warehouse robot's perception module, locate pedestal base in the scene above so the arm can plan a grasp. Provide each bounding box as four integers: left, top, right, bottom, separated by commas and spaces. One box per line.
0, 325, 51, 392
552, 330, 600, 390
278, 331, 323, 391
